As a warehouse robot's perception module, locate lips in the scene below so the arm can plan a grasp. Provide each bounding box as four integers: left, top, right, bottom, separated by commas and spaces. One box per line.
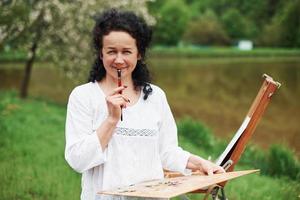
112, 66, 128, 70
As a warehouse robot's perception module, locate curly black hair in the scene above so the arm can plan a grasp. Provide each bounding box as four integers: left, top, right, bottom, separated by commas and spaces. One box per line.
88, 9, 153, 100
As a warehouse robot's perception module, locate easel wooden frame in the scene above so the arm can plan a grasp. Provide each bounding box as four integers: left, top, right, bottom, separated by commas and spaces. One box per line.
165, 74, 281, 199
219, 74, 281, 173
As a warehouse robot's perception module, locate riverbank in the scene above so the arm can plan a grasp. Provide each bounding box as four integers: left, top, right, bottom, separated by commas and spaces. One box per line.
1, 47, 300, 63
149, 46, 300, 58
0, 91, 299, 199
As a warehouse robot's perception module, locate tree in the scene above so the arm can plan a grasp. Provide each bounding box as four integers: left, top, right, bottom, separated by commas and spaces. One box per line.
258, 0, 300, 47
152, 0, 190, 46
221, 8, 257, 42
0, 0, 154, 98
279, 0, 300, 47
183, 10, 229, 46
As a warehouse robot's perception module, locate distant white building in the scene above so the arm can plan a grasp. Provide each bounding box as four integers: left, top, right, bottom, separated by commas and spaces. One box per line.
238, 40, 253, 50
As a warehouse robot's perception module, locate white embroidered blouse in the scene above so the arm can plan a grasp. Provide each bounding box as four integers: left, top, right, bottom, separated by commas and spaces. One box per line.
65, 82, 191, 200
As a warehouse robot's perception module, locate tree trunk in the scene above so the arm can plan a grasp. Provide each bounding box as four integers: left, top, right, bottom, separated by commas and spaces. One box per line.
20, 41, 38, 98
19, 8, 45, 99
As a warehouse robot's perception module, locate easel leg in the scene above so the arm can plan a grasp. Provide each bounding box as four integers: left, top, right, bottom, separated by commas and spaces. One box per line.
219, 188, 227, 200
206, 186, 228, 200
203, 185, 219, 200
211, 187, 219, 200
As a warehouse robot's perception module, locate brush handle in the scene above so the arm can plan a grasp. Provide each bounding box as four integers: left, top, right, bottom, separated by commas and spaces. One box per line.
117, 70, 123, 121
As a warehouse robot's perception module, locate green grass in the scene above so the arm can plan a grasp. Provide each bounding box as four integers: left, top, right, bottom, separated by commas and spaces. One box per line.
0, 91, 80, 199
0, 91, 299, 199
0, 50, 28, 62
1, 47, 300, 63
149, 46, 300, 58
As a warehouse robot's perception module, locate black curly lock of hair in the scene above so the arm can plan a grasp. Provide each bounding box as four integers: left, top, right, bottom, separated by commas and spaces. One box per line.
88, 9, 153, 100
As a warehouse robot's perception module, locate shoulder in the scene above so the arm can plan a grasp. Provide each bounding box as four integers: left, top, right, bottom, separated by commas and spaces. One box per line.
146, 83, 169, 107
149, 83, 166, 98
68, 82, 100, 104
146, 84, 172, 115
71, 82, 94, 95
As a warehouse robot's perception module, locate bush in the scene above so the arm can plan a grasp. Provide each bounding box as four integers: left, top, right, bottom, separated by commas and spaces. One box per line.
239, 144, 268, 172
240, 143, 300, 181
182, 10, 230, 46
265, 144, 300, 180
177, 118, 300, 181
177, 117, 215, 151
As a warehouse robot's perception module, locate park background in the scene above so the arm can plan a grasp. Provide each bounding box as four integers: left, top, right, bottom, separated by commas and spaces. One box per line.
0, 0, 299, 199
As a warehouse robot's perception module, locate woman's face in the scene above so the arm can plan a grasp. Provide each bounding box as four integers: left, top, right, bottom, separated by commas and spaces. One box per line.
101, 31, 140, 80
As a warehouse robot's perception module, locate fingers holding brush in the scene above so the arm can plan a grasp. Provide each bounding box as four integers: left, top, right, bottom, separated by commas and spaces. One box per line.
105, 93, 130, 121
111, 94, 131, 107
108, 85, 127, 96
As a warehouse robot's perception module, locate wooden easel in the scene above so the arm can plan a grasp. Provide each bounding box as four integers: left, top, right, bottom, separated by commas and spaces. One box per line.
165, 74, 281, 199
218, 74, 281, 172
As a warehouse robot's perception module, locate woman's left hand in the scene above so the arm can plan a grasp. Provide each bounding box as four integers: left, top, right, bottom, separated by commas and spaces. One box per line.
186, 155, 225, 175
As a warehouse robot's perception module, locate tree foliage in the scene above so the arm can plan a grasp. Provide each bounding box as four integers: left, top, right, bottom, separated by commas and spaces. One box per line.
278, 0, 300, 47
0, 0, 154, 97
221, 8, 257, 41
183, 10, 229, 46
258, 0, 300, 47
149, 0, 300, 47
151, 0, 190, 46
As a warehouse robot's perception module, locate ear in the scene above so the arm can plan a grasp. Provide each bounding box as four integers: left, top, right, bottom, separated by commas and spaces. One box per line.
99, 52, 103, 59
137, 53, 141, 60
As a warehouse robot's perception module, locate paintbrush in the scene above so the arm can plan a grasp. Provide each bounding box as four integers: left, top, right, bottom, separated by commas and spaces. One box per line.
117, 69, 123, 121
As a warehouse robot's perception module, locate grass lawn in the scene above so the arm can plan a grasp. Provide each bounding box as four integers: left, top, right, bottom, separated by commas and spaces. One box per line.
0, 90, 299, 199
149, 46, 300, 58
0, 91, 80, 199
1, 47, 300, 63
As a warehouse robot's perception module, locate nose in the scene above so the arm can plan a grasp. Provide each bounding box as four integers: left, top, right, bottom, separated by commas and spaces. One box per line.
114, 54, 125, 65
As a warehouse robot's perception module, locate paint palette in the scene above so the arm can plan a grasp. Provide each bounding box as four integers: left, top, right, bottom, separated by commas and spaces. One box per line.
98, 170, 259, 199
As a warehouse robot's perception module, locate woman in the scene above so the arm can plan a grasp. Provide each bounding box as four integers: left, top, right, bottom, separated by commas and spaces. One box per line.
65, 9, 224, 200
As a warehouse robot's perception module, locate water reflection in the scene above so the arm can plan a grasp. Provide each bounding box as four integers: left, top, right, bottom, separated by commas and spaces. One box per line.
0, 58, 299, 156
149, 58, 300, 157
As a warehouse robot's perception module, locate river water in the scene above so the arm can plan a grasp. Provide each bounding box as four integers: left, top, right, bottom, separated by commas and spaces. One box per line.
1, 57, 299, 156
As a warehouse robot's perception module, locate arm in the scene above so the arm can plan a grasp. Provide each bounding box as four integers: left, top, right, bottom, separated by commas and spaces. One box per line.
158, 92, 191, 174
97, 85, 129, 149
65, 85, 129, 173
65, 88, 106, 173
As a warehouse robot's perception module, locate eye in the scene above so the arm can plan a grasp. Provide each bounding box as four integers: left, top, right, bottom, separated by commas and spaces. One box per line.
123, 50, 132, 55
107, 50, 116, 55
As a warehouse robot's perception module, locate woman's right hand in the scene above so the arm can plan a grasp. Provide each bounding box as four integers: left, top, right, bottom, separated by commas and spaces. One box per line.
105, 85, 130, 123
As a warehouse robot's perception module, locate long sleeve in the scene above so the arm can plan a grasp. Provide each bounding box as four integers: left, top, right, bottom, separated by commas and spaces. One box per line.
158, 91, 191, 174
65, 87, 106, 173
